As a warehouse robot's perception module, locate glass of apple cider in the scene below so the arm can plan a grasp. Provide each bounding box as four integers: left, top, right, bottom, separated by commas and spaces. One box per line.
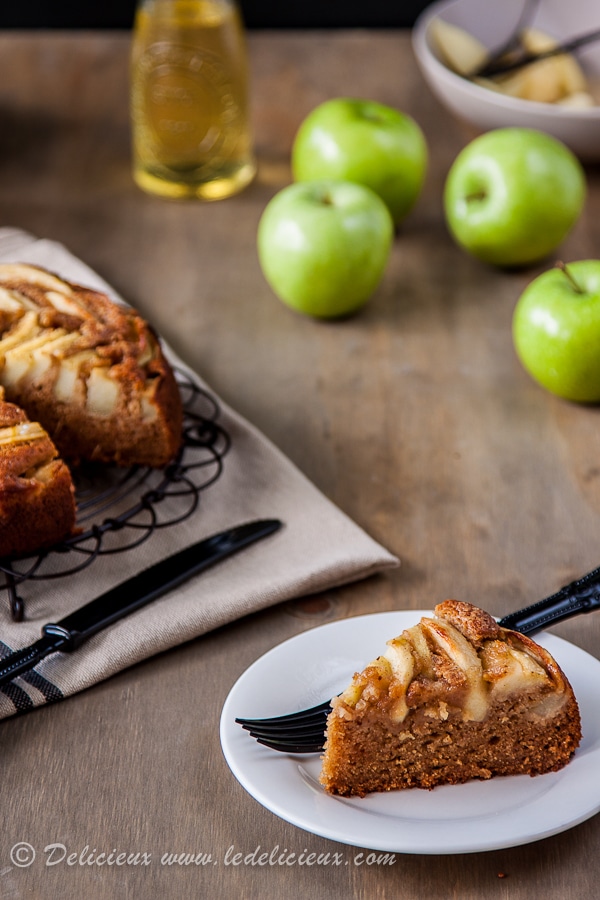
130, 0, 256, 199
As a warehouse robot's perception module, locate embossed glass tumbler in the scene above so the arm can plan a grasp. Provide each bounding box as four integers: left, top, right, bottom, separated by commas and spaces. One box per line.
130, 0, 256, 199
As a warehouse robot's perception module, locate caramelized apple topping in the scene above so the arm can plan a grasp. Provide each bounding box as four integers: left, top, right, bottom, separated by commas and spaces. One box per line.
332, 602, 562, 725
0, 264, 163, 418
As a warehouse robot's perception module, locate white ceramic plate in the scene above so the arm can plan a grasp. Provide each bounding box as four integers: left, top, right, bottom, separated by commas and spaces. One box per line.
220, 611, 600, 854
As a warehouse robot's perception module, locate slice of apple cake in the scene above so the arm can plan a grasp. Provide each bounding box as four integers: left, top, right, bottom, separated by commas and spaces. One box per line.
320, 601, 581, 797
0, 263, 182, 468
0, 386, 76, 557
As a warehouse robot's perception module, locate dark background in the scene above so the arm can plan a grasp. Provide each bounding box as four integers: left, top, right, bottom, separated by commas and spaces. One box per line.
0, 1, 433, 29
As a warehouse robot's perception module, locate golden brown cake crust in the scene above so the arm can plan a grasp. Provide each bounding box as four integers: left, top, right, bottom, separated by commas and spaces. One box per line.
434, 598, 502, 645
320, 602, 582, 797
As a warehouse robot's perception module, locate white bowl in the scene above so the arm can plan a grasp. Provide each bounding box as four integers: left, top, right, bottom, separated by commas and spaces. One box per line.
413, 0, 600, 161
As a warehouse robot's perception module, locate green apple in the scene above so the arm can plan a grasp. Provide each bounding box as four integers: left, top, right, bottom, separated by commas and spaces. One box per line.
257, 179, 393, 319
291, 98, 427, 227
513, 260, 600, 402
444, 128, 586, 267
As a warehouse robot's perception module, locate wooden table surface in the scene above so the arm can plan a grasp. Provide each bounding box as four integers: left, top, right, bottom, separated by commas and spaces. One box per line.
1, 29, 599, 900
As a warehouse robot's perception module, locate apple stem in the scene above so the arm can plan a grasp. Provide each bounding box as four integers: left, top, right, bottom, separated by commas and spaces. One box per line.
556, 261, 584, 294
465, 190, 487, 203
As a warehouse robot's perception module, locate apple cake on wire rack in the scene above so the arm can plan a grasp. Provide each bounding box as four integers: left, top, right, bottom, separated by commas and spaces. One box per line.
0, 264, 231, 623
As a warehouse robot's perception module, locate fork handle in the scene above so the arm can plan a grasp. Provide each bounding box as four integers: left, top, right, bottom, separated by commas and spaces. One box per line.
500, 566, 600, 634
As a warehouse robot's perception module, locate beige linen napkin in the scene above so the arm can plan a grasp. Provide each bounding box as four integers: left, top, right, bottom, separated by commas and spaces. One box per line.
0, 228, 398, 720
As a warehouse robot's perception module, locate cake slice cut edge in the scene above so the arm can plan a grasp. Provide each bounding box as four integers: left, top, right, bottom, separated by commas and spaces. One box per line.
319, 601, 582, 797
0, 386, 77, 558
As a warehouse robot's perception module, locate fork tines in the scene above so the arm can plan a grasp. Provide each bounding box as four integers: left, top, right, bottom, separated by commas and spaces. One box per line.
235, 698, 331, 753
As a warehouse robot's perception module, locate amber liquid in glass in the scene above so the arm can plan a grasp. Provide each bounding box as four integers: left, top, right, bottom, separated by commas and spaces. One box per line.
131, 0, 256, 199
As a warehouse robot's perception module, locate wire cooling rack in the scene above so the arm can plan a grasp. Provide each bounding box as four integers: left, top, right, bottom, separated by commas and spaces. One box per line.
1, 370, 231, 621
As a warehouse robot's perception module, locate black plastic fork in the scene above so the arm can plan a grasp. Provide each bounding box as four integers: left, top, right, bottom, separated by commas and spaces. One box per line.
235, 565, 600, 753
